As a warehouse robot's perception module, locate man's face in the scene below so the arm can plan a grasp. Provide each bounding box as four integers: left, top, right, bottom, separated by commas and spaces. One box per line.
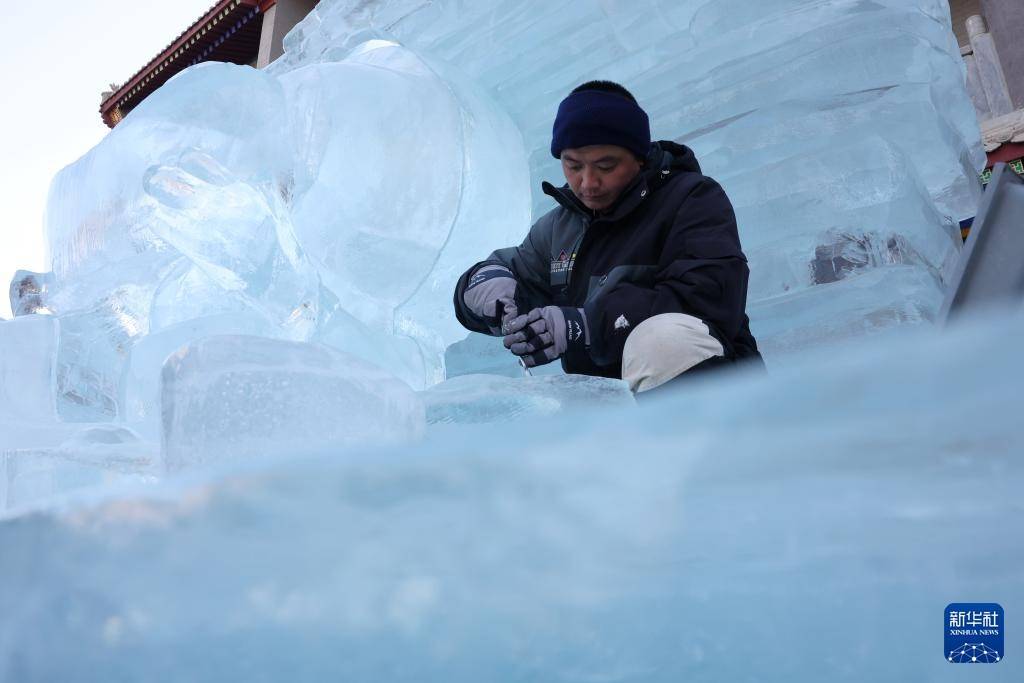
561, 144, 643, 212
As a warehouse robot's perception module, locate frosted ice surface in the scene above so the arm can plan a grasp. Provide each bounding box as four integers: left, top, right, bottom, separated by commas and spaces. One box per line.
423, 374, 635, 424
161, 335, 425, 472
0, 315, 59, 422
1, 307, 1019, 680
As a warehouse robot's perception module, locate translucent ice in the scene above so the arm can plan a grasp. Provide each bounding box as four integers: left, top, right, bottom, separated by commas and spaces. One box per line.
43, 44, 529, 397
0, 315, 59, 422
160, 335, 425, 472
279, 42, 530, 384
121, 312, 281, 436
1, 306, 1019, 680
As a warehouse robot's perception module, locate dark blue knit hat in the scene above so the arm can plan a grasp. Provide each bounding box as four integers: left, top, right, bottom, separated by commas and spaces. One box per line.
550, 89, 651, 160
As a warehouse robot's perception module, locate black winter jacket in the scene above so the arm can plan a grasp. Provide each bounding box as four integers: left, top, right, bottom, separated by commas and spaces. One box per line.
454, 141, 761, 379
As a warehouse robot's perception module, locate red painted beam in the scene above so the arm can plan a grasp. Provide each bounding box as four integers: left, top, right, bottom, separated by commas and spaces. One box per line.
987, 141, 1024, 166
100, 0, 261, 126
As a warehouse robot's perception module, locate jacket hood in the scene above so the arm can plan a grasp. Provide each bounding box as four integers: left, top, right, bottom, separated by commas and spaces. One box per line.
648, 140, 701, 175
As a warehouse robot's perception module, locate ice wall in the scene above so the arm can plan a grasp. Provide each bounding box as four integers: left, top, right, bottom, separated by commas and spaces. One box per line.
275, 0, 983, 356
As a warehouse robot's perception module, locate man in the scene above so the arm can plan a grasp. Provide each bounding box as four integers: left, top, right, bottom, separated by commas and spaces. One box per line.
453, 81, 761, 394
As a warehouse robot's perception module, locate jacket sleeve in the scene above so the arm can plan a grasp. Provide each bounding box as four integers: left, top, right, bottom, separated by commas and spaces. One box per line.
584, 179, 750, 365
453, 213, 554, 335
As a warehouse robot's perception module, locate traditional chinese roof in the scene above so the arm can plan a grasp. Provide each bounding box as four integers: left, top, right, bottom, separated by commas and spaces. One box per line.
100, 0, 276, 127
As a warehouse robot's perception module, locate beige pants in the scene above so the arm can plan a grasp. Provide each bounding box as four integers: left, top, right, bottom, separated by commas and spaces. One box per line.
621, 313, 725, 393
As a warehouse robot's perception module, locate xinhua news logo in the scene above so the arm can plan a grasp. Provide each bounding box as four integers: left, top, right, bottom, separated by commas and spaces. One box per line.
945, 603, 1003, 663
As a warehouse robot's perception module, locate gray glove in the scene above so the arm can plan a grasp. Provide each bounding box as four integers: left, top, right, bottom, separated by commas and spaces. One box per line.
463, 265, 519, 334
502, 306, 589, 368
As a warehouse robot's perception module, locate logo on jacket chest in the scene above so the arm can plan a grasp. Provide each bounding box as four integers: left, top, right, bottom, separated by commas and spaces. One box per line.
550, 249, 576, 276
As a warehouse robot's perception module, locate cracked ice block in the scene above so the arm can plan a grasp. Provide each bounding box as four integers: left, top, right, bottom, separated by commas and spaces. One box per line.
160, 335, 425, 472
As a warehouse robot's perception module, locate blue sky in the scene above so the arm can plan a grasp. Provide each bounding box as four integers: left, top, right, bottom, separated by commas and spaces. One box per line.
0, 1, 218, 317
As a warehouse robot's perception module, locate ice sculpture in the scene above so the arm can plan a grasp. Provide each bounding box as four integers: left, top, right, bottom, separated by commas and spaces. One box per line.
25, 0, 984, 424
0, 0, 984, 478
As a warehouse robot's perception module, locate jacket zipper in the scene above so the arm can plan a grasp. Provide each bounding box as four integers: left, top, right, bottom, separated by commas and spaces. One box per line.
565, 219, 591, 297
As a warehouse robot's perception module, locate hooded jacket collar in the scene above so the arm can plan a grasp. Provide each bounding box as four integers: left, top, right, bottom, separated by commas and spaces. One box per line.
542, 141, 702, 225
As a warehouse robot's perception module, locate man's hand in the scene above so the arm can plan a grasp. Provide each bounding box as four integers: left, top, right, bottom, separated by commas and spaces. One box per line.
462, 265, 519, 334
502, 306, 589, 367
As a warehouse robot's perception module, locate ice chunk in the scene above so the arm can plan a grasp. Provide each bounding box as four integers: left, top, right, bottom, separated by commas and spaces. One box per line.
160, 335, 425, 472
122, 313, 282, 437
0, 315, 59, 422
53, 284, 152, 422
0, 306, 1020, 680
423, 374, 634, 424
8, 270, 53, 317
